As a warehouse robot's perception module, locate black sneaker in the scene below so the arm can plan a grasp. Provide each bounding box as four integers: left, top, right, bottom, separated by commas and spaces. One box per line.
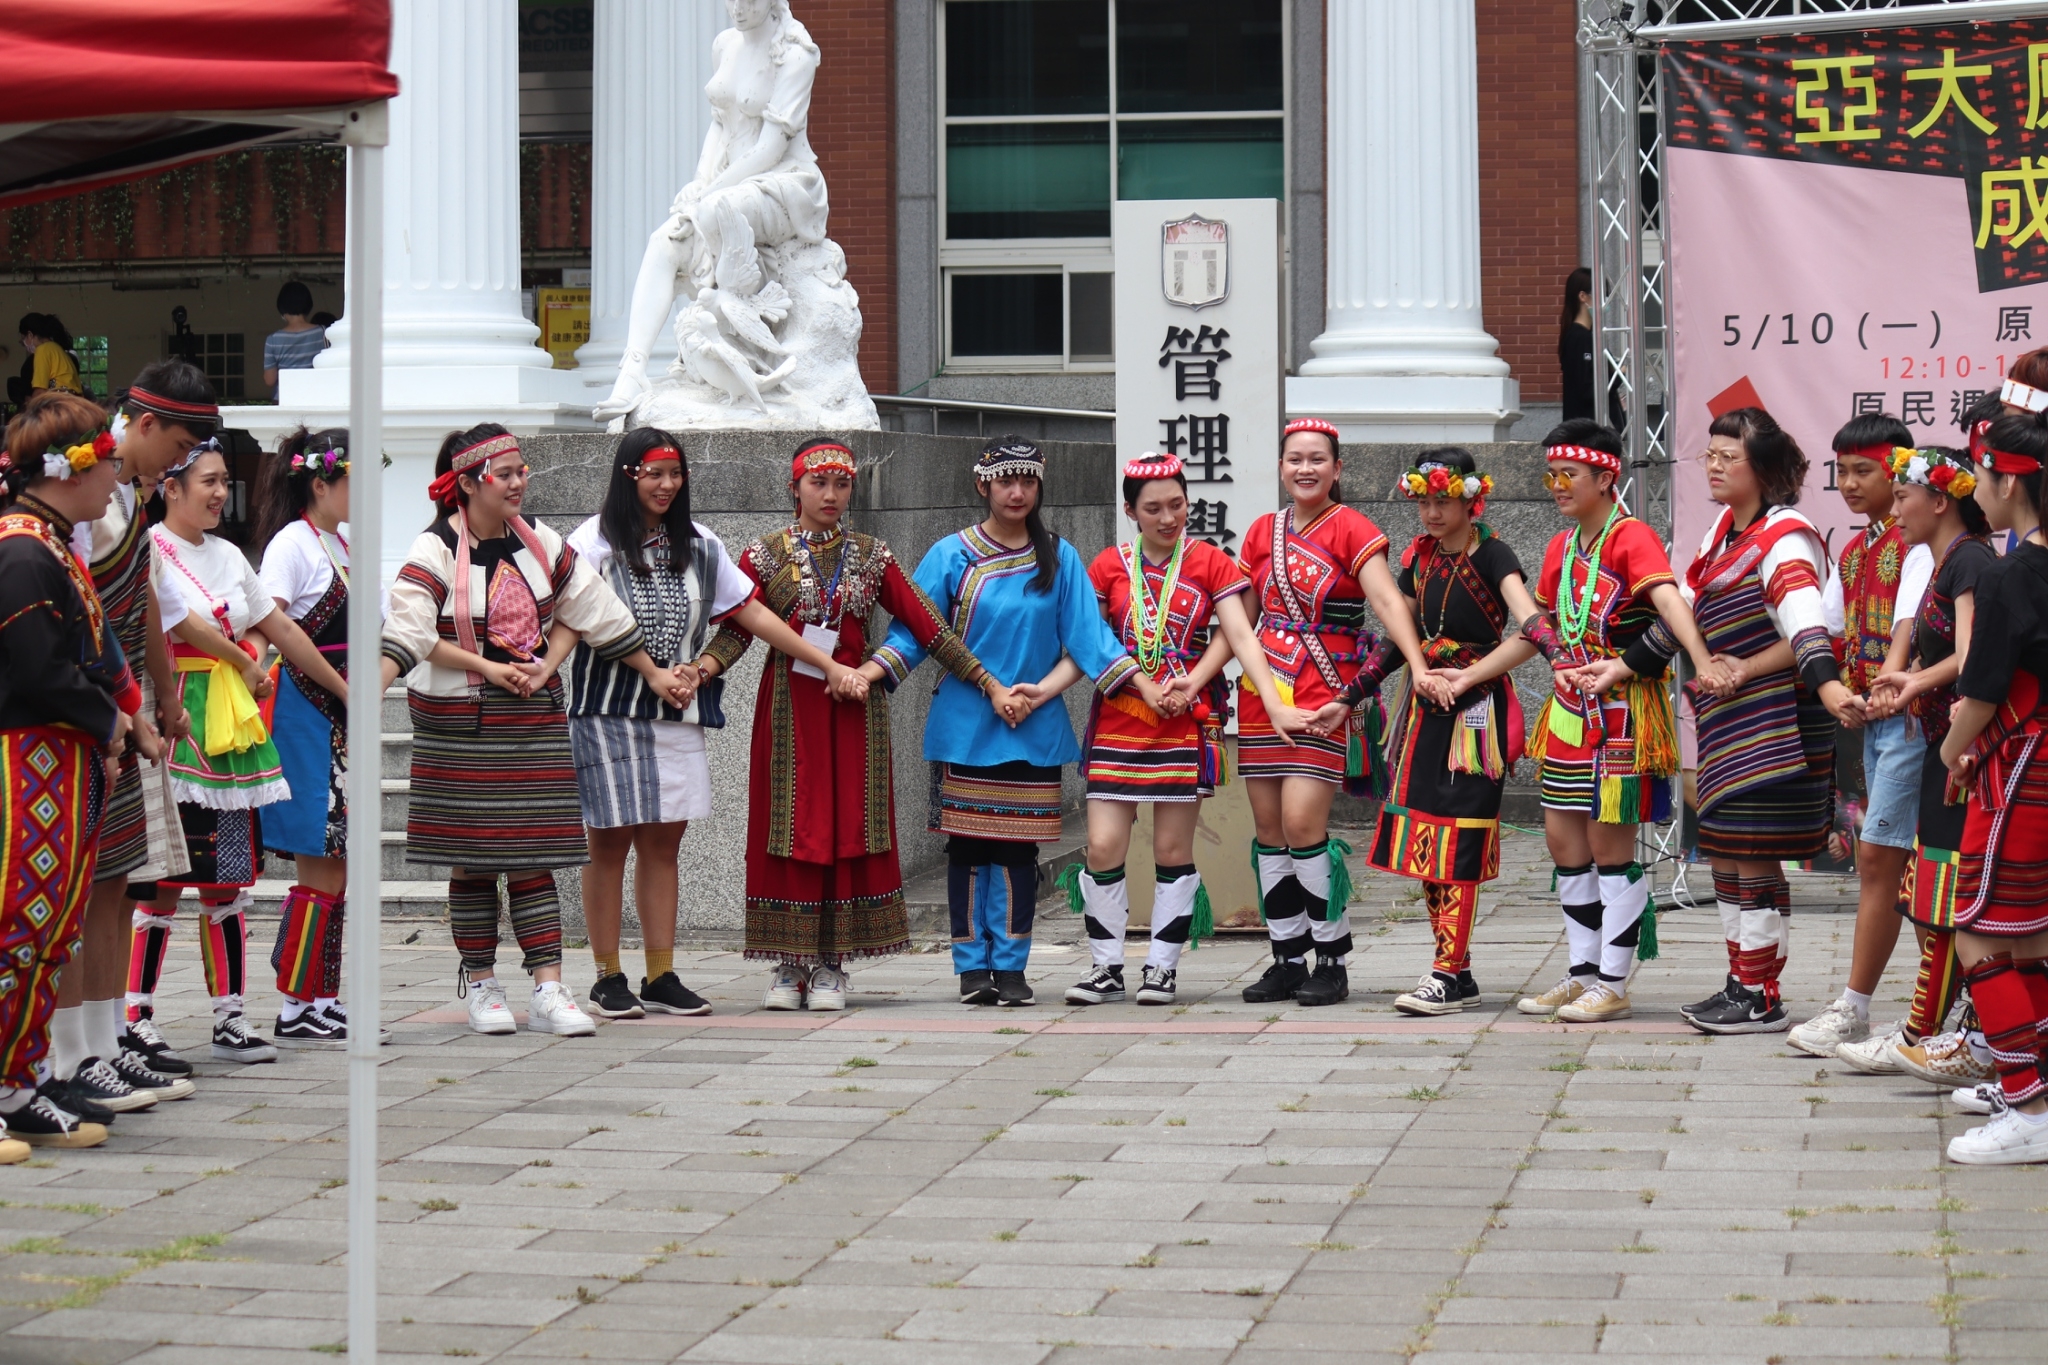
1064, 965, 1125, 1005
122, 1012, 193, 1076
65, 1057, 156, 1113
212, 1013, 278, 1064
960, 969, 999, 1006
274, 1009, 345, 1051
317, 1003, 393, 1045
4, 1092, 106, 1148
1135, 966, 1177, 1006
587, 972, 645, 1020
1242, 958, 1308, 1004
1394, 971, 1461, 1017
39, 1076, 116, 1125
108, 1050, 195, 1102
1457, 970, 1481, 1008
995, 970, 1036, 1007
1687, 983, 1790, 1035
1295, 959, 1350, 1007
1682, 973, 1741, 1021
640, 972, 712, 1016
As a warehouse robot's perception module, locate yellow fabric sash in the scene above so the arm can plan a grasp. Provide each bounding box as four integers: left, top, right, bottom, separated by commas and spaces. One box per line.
176, 655, 269, 755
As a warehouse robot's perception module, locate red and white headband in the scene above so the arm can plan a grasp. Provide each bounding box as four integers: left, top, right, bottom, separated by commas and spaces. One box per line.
1283, 417, 1341, 447
792, 442, 857, 482
2002, 378, 2048, 413
1982, 445, 2044, 476
1123, 452, 1183, 480
1545, 442, 1623, 476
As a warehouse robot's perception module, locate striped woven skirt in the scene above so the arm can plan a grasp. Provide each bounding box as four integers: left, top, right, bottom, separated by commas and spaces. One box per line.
1953, 676, 2048, 936
95, 754, 148, 882
0, 726, 105, 1087
1695, 690, 1834, 861
930, 761, 1062, 843
569, 714, 712, 828
407, 685, 588, 871
1907, 742, 1965, 930
1083, 696, 1216, 803
1237, 686, 1347, 783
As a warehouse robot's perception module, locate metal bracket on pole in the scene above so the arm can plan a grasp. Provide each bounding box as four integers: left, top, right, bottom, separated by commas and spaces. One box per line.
341, 96, 387, 1365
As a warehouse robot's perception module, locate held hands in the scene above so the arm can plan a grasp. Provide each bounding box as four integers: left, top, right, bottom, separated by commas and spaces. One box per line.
128, 711, 163, 763
986, 682, 1030, 726
1571, 656, 1634, 698
1305, 699, 1351, 738
156, 699, 191, 742
1819, 681, 1867, 732
1413, 671, 1458, 710
661, 661, 702, 710
481, 659, 537, 697
1690, 656, 1737, 699
826, 661, 870, 703
241, 660, 275, 701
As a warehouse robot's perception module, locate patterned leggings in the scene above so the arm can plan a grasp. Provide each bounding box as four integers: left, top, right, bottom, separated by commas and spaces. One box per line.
448, 872, 564, 975
1963, 954, 2048, 1107
1907, 928, 1962, 1041
1425, 881, 1477, 976
0, 729, 105, 1087
271, 886, 344, 1002
128, 888, 248, 1018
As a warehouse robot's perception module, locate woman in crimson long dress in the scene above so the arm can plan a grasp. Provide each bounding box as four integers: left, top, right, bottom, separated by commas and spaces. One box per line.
701, 441, 999, 1012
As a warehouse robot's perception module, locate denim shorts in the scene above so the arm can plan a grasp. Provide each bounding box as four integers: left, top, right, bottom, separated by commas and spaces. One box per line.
1860, 714, 1922, 851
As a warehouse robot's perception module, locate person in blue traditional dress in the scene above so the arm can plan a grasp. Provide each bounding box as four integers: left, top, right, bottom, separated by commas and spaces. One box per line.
866, 436, 1168, 1007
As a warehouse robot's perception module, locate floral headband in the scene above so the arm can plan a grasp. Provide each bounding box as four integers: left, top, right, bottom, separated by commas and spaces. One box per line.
1886, 445, 1978, 499
290, 440, 349, 481
1400, 461, 1493, 502
39, 429, 116, 481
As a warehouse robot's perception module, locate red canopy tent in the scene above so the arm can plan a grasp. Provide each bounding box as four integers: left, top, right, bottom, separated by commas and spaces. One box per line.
0, 8, 395, 1362
0, 1, 397, 208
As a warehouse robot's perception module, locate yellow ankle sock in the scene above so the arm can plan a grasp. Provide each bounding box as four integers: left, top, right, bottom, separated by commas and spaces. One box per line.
593, 949, 623, 980
644, 948, 674, 982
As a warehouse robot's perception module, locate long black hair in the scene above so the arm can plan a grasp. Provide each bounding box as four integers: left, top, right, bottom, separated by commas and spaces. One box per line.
428, 421, 511, 527
1561, 266, 1591, 332
601, 426, 698, 576
1983, 412, 2048, 517
253, 426, 347, 550
977, 434, 1058, 593
1914, 447, 1993, 536
17, 312, 72, 350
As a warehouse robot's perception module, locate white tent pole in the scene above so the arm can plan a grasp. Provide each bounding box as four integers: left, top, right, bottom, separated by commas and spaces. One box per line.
340, 98, 388, 1365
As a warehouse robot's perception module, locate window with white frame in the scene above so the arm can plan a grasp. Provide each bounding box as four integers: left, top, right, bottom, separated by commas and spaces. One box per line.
940, 0, 1285, 370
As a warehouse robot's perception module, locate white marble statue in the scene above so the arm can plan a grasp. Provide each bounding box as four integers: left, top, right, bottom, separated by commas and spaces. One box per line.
593, 0, 878, 430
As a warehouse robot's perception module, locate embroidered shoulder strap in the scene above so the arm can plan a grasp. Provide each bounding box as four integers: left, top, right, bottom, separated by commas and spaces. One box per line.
1268, 508, 1347, 695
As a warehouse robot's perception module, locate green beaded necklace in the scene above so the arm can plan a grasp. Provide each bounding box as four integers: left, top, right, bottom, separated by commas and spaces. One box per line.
1558, 503, 1623, 648
1125, 533, 1187, 675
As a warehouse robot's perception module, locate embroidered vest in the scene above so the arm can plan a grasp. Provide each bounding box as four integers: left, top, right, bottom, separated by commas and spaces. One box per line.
1838, 517, 1906, 694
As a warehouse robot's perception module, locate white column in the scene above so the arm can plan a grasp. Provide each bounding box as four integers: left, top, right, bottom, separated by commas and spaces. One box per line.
574, 0, 723, 387
250, 0, 597, 580
1286, 0, 1521, 441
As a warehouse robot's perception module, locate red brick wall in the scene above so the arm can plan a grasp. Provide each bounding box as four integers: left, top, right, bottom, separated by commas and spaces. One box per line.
797, 0, 895, 397
1476, 0, 1581, 405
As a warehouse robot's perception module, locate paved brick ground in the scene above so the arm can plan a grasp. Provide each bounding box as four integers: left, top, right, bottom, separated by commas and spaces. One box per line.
0, 829, 2038, 1364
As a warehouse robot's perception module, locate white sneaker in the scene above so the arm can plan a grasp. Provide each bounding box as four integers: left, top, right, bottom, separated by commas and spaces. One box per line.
808, 966, 848, 1012
1954, 1082, 2006, 1116
528, 982, 597, 1037
1789, 998, 1869, 1058
762, 963, 808, 1011
1947, 1107, 2048, 1164
1835, 1019, 1907, 1073
466, 979, 516, 1036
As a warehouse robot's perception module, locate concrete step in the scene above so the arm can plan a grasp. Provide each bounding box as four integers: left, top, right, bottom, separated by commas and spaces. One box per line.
382, 685, 410, 733
379, 732, 412, 779
248, 879, 450, 919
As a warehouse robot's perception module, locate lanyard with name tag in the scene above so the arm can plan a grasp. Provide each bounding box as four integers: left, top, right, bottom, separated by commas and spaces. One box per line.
790, 622, 840, 679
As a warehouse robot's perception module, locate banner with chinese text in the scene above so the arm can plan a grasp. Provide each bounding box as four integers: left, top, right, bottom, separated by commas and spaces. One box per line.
1664, 19, 2048, 577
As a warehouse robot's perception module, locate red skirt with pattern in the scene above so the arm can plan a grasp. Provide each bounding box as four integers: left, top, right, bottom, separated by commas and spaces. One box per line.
1954, 670, 2048, 936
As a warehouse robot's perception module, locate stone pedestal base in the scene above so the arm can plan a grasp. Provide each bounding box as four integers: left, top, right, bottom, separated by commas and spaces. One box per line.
1286, 374, 1523, 443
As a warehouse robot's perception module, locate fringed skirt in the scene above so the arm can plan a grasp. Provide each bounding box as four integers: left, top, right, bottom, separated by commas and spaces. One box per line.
744, 846, 911, 966
1529, 675, 1678, 825
1907, 743, 1965, 930
930, 761, 1063, 843
406, 684, 588, 872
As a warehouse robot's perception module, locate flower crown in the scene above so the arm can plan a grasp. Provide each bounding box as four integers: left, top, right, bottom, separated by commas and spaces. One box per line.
1885, 445, 1977, 499
290, 442, 348, 480
40, 430, 116, 481
1400, 462, 1493, 501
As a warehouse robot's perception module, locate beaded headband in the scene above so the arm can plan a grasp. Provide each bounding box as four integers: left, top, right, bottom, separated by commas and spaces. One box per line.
1886, 446, 1977, 498
792, 442, 857, 481
1122, 452, 1183, 480
428, 432, 522, 506
2002, 378, 2048, 413
1400, 461, 1493, 502
124, 384, 220, 431
1545, 442, 1623, 476
975, 437, 1044, 481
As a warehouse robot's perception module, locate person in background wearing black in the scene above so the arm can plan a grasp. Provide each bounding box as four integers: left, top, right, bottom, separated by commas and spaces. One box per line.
1559, 267, 1595, 425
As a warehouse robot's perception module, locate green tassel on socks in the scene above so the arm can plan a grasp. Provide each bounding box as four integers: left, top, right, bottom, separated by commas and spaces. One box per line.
1055, 861, 1085, 916
1189, 881, 1214, 950
1327, 838, 1355, 923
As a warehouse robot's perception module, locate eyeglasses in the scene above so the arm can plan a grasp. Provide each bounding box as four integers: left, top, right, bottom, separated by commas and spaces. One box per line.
1541, 469, 1587, 491
1692, 449, 1749, 470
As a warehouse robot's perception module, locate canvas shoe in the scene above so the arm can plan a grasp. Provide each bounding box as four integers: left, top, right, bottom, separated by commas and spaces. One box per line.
466, 979, 517, 1035
1557, 981, 1633, 1023
4, 1091, 106, 1149
1457, 970, 1482, 1008
65, 1057, 157, 1113
1896, 1032, 1995, 1087
316, 1003, 392, 1046
273, 1008, 345, 1050
212, 1013, 279, 1063
1947, 1106, 2048, 1165
1395, 971, 1463, 1017
1686, 983, 1789, 1035
1789, 998, 1869, 1058
762, 963, 808, 1011
639, 972, 712, 1016
1953, 1082, 2006, 1117
528, 982, 597, 1036
122, 1012, 193, 1077
1135, 966, 1177, 1006
1517, 975, 1589, 1015
808, 966, 848, 1012
1064, 965, 1126, 1006
108, 1050, 194, 1102
1835, 1019, 1908, 1074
